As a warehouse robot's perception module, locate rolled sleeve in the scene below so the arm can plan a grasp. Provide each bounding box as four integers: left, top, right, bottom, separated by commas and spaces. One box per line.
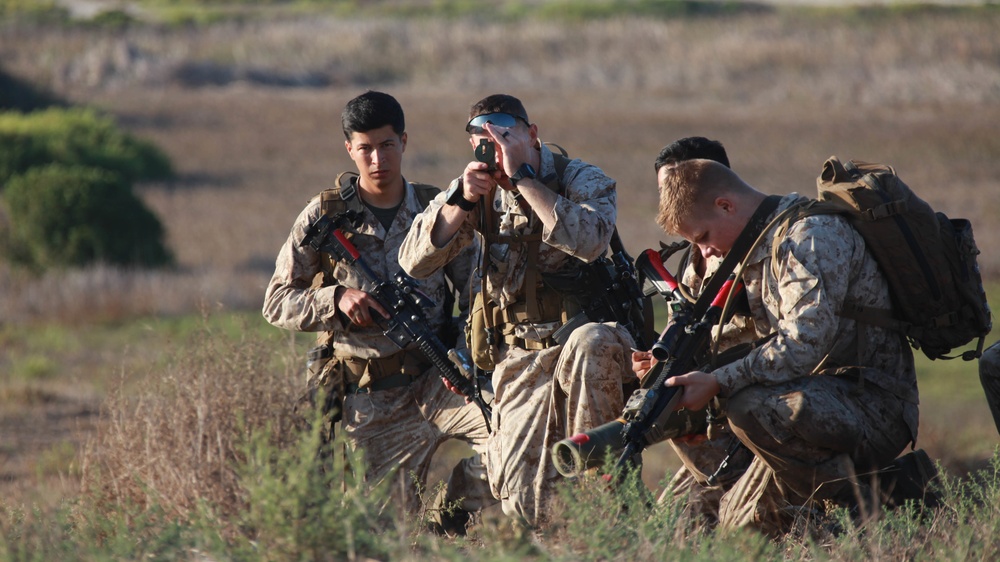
541, 162, 617, 263
262, 199, 345, 333
399, 184, 478, 279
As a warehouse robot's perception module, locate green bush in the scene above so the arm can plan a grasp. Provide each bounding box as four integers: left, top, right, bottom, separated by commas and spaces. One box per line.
0, 107, 174, 188
0, 0, 68, 22
2, 164, 173, 269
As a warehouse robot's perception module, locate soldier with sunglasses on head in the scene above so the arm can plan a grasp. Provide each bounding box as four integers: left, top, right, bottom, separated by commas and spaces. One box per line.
399, 94, 637, 528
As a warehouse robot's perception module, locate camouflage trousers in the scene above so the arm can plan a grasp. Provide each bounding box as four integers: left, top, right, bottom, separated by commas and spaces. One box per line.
675, 373, 916, 537
657, 428, 754, 527
342, 367, 496, 516
485, 322, 635, 527
979, 341, 1000, 436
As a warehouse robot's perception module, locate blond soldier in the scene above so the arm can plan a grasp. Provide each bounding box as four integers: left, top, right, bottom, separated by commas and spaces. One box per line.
654, 158, 919, 536
398, 94, 635, 527
263, 91, 494, 535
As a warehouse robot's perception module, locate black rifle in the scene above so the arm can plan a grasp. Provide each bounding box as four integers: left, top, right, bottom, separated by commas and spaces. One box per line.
551, 250, 741, 477
548, 231, 649, 349
301, 210, 493, 432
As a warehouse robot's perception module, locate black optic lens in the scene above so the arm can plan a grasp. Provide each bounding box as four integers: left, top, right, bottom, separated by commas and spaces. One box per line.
465, 112, 520, 134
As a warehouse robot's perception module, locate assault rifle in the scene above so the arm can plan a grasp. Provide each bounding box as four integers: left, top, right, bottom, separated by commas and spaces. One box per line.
301, 210, 493, 432
549, 231, 649, 349
552, 250, 741, 478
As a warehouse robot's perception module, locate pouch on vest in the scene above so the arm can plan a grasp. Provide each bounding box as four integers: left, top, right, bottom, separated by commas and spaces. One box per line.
467, 291, 500, 371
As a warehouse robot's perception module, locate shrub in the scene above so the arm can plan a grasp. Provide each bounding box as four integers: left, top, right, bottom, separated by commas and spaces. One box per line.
0, 67, 63, 113
2, 164, 173, 269
0, 0, 68, 22
72, 314, 412, 560
0, 107, 173, 188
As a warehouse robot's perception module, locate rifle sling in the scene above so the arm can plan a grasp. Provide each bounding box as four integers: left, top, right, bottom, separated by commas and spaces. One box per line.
691, 195, 782, 318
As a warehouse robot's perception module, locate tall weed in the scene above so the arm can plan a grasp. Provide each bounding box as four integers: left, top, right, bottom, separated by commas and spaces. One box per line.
79, 311, 300, 527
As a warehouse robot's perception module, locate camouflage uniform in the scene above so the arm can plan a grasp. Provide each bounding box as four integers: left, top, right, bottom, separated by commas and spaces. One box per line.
656, 250, 757, 524
979, 341, 1000, 435
263, 181, 495, 518
706, 193, 919, 536
399, 143, 635, 527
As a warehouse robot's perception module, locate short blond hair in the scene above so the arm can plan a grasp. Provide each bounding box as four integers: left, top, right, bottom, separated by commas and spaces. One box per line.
656, 159, 741, 234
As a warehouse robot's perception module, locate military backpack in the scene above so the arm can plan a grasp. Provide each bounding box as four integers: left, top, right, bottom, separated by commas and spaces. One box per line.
773, 156, 992, 360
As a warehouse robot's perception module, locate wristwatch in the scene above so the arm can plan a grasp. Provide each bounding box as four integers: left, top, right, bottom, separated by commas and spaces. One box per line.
509, 163, 537, 186
444, 180, 478, 211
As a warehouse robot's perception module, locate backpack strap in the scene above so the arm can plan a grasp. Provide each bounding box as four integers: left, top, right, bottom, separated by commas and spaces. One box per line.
320, 172, 365, 217
409, 182, 441, 210
766, 198, 914, 346
481, 145, 571, 321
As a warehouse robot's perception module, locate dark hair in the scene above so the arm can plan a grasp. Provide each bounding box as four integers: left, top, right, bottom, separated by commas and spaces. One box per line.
468, 94, 530, 123
654, 137, 730, 171
342, 90, 405, 140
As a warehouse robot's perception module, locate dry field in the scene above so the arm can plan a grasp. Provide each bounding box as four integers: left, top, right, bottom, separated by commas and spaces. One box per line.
2, 8, 1000, 511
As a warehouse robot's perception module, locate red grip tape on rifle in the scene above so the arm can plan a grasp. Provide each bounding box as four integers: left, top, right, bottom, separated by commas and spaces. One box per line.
333, 230, 361, 260
641, 249, 679, 291
710, 276, 741, 309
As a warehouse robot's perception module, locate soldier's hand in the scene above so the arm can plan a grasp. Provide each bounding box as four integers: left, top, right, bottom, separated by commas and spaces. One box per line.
631, 350, 655, 378
484, 122, 531, 184
462, 161, 498, 201
441, 376, 471, 401
337, 288, 389, 327
665, 371, 720, 412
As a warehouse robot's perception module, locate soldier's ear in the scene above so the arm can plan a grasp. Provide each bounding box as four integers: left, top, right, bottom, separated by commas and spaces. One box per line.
714, 196, 735, 214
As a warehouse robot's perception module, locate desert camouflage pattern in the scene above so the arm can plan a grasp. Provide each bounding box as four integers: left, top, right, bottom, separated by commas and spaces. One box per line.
401, 143, 616, 340
718, 375, 915, 536
660, 250, 758, 524
706, 194, 919, 535
713, 194, 918, 408
343, 364, 493, 514
979, 341, 1000, 435
263, 181, 493, 516
399, 144, 633, 526
264, 183, 478, 358
483, 322, 634, 525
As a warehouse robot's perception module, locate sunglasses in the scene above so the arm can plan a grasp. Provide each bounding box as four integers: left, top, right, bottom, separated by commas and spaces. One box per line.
465, 112, 528, 135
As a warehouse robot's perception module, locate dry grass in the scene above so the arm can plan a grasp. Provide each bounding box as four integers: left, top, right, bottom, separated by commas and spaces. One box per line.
79, 313, 301, 525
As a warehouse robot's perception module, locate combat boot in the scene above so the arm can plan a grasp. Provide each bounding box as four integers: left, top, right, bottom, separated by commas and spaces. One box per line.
879, 449, 941, 510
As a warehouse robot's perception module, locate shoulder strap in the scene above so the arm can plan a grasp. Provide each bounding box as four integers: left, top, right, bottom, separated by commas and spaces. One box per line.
546, 151, 570, 195
320, 172, 364, 216
766, 198, 913, 336
409, 182, 441, 210
696, 195, 782, 318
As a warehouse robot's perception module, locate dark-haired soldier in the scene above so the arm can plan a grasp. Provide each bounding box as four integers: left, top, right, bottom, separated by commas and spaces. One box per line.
263, 91, 494, 535
633, 137, 757, 526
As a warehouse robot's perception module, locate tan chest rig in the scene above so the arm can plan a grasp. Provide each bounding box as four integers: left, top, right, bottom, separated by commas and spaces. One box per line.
312, 173, 442, 392
467, 149, 587, 368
